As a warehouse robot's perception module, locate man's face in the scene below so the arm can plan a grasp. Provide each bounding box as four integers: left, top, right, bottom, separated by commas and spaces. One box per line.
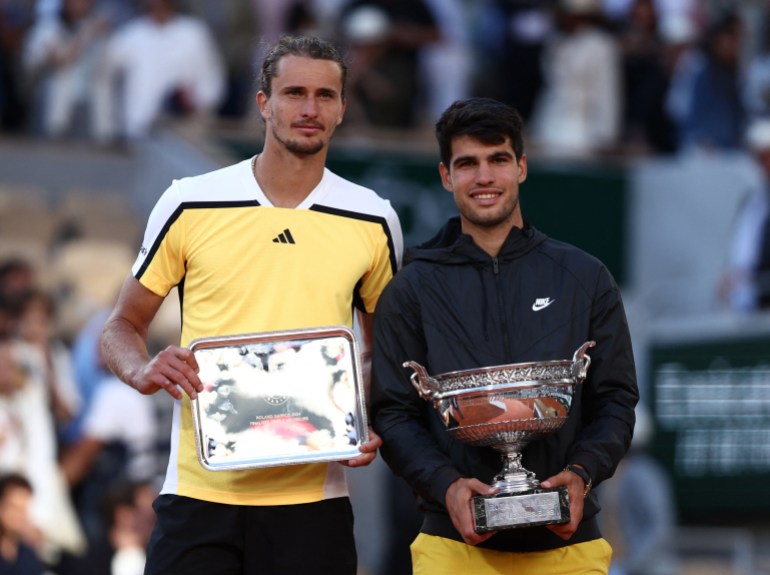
439, 135, 527, 234
257, 55, 346, 156
0, 342, 24, 395
0, 485, 33, 538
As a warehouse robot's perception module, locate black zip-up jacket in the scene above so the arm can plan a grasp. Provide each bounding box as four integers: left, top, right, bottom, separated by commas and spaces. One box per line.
371, 217, 639, 552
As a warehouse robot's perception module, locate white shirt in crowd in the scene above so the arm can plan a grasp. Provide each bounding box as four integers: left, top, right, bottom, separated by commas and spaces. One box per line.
102, 12, 225, 140
82, 374, 159, 482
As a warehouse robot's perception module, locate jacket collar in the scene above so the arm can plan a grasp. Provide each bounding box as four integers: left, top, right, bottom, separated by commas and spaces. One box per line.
404, 216, 547, 266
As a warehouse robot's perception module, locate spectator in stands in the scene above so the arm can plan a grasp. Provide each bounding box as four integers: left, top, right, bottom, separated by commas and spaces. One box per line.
743, 10, 770, 121
52, 478, 158, 575
0, 334, 86, 566
419, 0, 472, 125
660, 10, 700, 152
0, 4, 30, 132
0, 258, 35, 308
22, 0, 111, 140
476, 0, 553, 123
100, 480, 157, 575
678, 10, 746, 153
0, 258, 36, 338
530, 0, 622, 158
13, 289, 81, 437
0, 472, 46, 575
338, 0, 439, 129
99, 0, 225, 143
618, 0, 677, 153
59, 366, 159, 542
183, 0, 258, 120
718, 118, 770, 312
60, 307, 111, 448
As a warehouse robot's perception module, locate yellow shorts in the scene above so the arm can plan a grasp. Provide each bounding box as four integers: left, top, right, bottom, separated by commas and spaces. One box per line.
411, 533, 612, 575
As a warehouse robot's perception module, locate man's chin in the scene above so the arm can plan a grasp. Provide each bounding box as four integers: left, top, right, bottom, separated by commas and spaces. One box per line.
285, 140, 325, 156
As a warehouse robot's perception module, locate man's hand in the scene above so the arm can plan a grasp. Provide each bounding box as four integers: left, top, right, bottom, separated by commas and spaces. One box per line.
445, 478, 497, 546
131, 345, 202, 400
341, 427, 382, 468
540, 467, 587, 540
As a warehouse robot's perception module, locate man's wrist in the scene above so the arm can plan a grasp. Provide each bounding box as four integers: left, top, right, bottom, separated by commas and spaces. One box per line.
564, 464, 592, 497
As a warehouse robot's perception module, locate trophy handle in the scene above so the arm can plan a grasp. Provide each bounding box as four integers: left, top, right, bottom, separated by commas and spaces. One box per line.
403, 361, 439, 400
572, 341, 596, 382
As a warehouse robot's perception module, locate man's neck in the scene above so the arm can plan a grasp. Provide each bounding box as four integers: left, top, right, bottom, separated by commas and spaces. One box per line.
0, 536, 19, 563
462, 220, 521, 258
254, 145, 328, 208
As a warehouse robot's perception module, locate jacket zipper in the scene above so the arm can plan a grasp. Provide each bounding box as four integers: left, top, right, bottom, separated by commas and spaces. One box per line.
492, 257, 512, 362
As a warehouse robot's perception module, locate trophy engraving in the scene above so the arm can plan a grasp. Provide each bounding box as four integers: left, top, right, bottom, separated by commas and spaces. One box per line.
403, 341, 595, 532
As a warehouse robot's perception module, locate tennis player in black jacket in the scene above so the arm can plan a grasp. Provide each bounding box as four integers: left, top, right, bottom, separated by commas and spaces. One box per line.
371, 97, 639, 574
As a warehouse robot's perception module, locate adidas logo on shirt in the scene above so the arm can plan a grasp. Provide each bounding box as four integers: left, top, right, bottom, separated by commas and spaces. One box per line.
272, 228, 296, 244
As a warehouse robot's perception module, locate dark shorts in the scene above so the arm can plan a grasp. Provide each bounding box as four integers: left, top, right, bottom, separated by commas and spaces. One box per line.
144, 495, 357, 575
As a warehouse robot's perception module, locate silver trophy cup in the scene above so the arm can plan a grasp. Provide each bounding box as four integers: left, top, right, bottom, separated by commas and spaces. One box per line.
403, 341, 595, 532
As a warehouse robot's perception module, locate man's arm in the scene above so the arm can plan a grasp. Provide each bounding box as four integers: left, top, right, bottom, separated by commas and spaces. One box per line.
546, 268, 639, 540
566, 271, 639, 484
100, 275, 202, 400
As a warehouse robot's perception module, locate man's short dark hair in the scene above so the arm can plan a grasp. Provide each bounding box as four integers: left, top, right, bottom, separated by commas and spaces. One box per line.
0, 472, 32, 499
259, 35, 347, 98
435, 98, 525, 168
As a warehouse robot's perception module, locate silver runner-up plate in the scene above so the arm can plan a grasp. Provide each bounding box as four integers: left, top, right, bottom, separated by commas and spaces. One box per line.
189, 326, 369, 471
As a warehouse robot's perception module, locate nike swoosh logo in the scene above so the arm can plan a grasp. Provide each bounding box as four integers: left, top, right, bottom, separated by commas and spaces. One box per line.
532, 298, 555, 311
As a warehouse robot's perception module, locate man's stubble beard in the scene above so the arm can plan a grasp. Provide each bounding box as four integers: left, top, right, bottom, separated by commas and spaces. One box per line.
271, 124, 326, 156
461, 196, 520, 229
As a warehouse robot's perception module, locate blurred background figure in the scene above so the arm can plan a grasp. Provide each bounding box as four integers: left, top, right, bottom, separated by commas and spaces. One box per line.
99, 0, 225, 143
597, 404, 680, 575
60, 479, 158, 575
0, 472, 46, 575
473, 0, 553, 124
13, 288, 81, 444
677, 10, 746, 153
22, 0, 111, 141
0, 334, 86, 568
618, 0, 677, 154
59, 359, 159, 545
100, 480, 157, 575
0, 2, 32, 133
743, 10, 770, 122
0, 258, 36, 337
530, 0, 622, 158
718, 118, 770, 312
659, 9, 700, 154
419, 0, 472, 125
183, 0, 258, 122
338, 0, 439, 130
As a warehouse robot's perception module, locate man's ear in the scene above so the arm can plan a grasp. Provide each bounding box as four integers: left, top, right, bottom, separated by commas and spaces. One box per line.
256, 91, 269, 120
336, 97, 347, 126
439, 162, 453, 193
517, 153, 528, 184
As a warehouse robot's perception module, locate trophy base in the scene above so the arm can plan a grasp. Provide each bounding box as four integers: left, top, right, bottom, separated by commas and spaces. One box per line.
473, 486, 570, 532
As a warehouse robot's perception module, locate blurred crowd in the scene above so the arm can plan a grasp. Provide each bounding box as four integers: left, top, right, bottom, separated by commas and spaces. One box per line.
3, 0, 770, 574
0, 255, 162, 574
0, 0, 769, 157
